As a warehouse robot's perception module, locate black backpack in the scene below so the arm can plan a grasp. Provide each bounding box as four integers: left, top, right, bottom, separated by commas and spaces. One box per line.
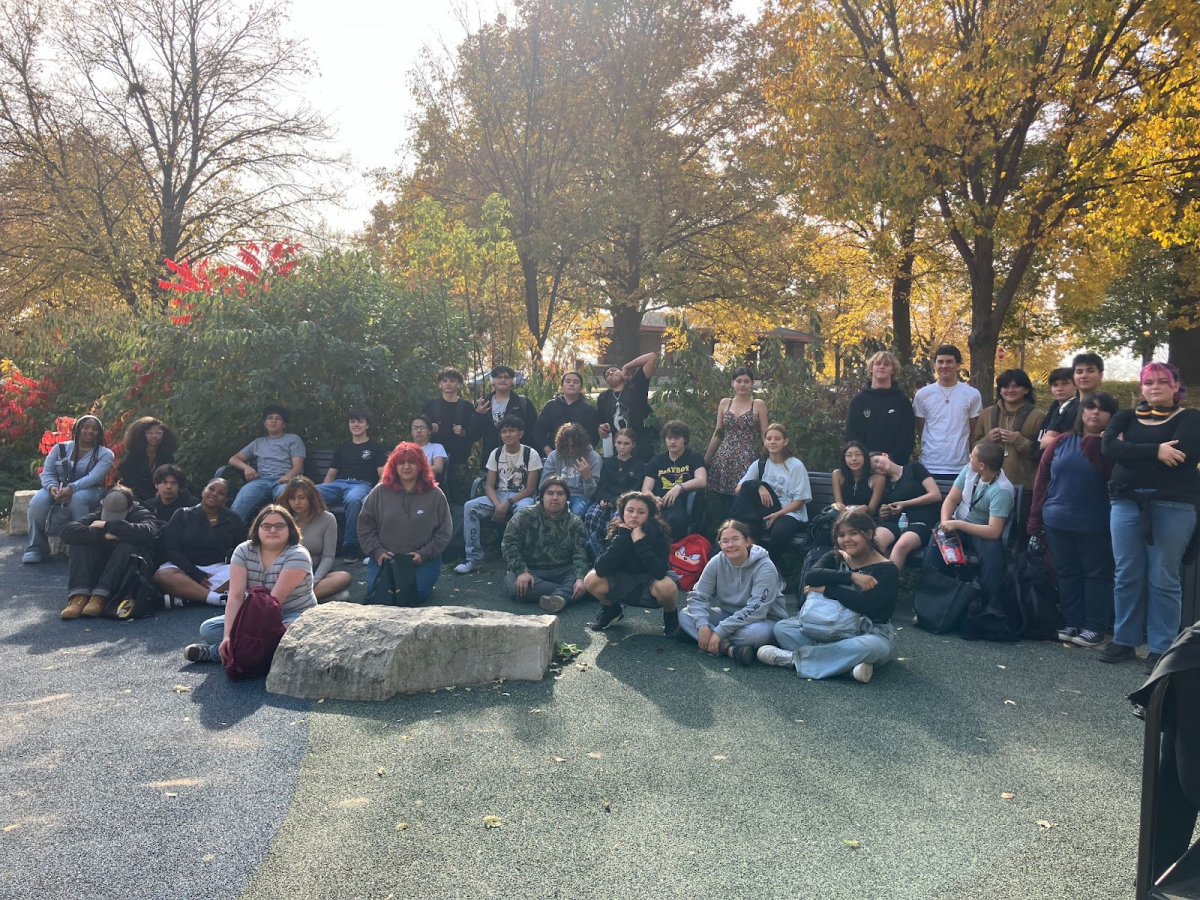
728, 458, 780, 539
101, 554, 162, 620
1013, 549, 1063, 640
365, 554, 421, 607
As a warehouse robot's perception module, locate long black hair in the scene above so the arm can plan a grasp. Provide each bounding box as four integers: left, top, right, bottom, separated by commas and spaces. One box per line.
605, 490, 671, 543
838, 440, 871, 486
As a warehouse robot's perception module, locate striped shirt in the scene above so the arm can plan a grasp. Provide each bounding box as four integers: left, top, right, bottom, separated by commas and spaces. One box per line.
230, 541, 317, 614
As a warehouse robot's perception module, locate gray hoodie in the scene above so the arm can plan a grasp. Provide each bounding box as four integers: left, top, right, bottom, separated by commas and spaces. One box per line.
684, 544, 788, 640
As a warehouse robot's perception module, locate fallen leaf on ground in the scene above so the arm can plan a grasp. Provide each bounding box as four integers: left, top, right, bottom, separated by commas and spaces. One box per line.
997, 665, 1006, 669
1004, 700, 1017, 706
712, 755, 727, 761
666, 667, 676, 672
395, 822, 408, 831
587, 751, 603, 758
400, 735, 414, 741
337, 798, 370, 809
3, 824, 19, 832
317, 698, 325, 703
171, 684, 192, 693
723, 668, 731, 672
376, 768, 387, 777
483, 815, 503, 828
843, 839, 860, 849
164, 792, 178, 798
201, 853, 214, 861
551, 756, 566, 763
1001, 793, 1016, 800
603, 801, 611, 812
1036, 820, 1059, 830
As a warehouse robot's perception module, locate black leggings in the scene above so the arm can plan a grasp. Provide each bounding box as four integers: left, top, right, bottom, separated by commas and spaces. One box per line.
763, 515, 805, 567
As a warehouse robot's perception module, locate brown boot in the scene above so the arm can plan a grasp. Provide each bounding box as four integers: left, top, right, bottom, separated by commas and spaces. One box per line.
81, 595, 106, 617
61, 595, 89, 619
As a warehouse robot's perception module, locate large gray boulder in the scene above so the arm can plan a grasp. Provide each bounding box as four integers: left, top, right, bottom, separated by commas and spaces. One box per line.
8, 490, 34, 536
266, 602, 559, 701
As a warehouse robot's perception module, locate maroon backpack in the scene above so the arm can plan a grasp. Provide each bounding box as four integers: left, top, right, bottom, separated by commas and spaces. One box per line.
224, 586, 286, 681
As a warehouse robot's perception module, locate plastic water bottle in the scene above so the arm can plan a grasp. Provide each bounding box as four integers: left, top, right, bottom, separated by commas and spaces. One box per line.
898, 512, 909, 531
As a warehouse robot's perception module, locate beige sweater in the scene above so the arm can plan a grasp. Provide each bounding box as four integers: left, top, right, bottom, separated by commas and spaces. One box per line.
357, 484, 452, 564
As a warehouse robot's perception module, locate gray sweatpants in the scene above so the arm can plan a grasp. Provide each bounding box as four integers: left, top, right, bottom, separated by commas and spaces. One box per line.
506, 566, 577, 602
678, 606, 777, 647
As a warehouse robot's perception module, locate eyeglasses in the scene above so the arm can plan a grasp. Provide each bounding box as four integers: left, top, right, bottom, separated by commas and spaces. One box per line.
411, 425, 429, 431
718, 538, 745, 546
259, 522, 288, 531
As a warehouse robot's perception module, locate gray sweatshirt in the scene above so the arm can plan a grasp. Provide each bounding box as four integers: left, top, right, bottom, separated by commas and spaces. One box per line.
684, 544, 788, 639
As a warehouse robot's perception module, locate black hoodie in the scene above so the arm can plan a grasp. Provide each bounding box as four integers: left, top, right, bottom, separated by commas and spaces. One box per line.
532, 395, 600, 455
845, 385, 915, 464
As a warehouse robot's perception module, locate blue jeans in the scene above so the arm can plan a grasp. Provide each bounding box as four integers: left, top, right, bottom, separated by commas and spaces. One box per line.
773, 619, 894, 679
230, 477, 286, 521
199, 606, 308, 659
1045, 526, 1113, 633
317, 479, 372, 546
1111, 498, 1197, 654
26, 485, 104, 552
922, 530, 1006, 608
677, 606, 776, 647
462, 492, 535, 564
567, 495, 590, 517
364, 555, 442, 602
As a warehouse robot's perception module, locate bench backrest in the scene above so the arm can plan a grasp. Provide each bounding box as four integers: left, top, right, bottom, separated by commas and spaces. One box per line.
303, 449, 336, 484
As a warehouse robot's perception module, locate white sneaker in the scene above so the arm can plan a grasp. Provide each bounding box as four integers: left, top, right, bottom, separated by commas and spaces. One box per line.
454, 562, 476, 575
852, 663, 873, 683
328, 589, 351, 602
756, 645, 796, 667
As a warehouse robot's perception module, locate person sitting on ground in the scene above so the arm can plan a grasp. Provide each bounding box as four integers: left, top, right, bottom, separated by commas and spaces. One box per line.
152, 478, 245, 606
145, 464, 196, 524
597, 352, 657, 459
113, 417, 180, 501
227, 405, 305, 521
184, 505, 317, 664
831, 440, 884, 514
1028, 391, 1118, 648
501, 476, 589, 614
533, 370, 600, 457
971, 368, 1044, 498
541, 422, 602, 517
733, 423, 812, 566
456, 414, 542, 574
282, 476, 352, 602
585, 490, 680, 634
1037, 367, 1079, 451
845, 350, 915, 464
469, 365, 539, 464
644, 420, 708, 540
871, 452, 942, 568
24, 415, 115, 565
921, 441, 1014, 613
583, 428, 645, 555
316, 409, 387, 562
759, 509, 900, 682
409, 414, 447, 481
677, 519, 789, 666
357, 442, 452, 602
59, 486, 159, 619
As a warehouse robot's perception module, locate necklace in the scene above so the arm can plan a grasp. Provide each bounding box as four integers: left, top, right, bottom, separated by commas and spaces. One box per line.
937, 383, 957, 405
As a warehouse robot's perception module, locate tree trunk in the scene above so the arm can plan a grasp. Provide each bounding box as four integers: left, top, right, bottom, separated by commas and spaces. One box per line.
1168, 253, 1200, 382
891, 221, 916, 366
520, 251, 546, 352
610, 305, 644, 366
968, 263, 1000, 407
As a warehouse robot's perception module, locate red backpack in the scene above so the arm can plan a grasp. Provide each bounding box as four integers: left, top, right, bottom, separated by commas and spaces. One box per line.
224, 586, 287, 681
669, 534, 711, 591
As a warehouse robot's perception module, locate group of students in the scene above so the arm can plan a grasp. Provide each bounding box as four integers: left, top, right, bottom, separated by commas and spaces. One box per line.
20, 343, 1200, 681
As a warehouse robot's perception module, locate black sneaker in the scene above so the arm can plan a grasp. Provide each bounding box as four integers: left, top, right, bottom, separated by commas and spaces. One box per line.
184, 643, 214, 663
1145, 652, 1163, 674
341, 543, 361, 563
663, 609, 680, 637
730, 645, 757, 667
1098, 642, 1136, 664
591, 603, 624, 632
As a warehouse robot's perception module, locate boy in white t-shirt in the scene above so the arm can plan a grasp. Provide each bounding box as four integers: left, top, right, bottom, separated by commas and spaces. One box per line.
456, 415, 543, 573
912, 344, 983, 478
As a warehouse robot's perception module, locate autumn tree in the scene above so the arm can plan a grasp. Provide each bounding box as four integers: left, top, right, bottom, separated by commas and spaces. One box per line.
764, 0, 1200, 403
0, 0, 340, 314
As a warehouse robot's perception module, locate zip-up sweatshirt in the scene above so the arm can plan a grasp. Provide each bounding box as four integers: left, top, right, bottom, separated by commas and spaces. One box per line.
684, 544, 788, 639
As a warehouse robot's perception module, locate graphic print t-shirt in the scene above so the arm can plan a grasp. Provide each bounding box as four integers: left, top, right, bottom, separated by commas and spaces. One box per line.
645, 449, 707, 497
487, 445, 544, 494
331, 439, 387, 484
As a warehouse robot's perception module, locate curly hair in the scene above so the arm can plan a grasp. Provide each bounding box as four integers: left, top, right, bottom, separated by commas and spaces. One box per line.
123, 416, 180, 459
381, 442, 438, 493
605, 490, 671, 542
554, 422, 591, 459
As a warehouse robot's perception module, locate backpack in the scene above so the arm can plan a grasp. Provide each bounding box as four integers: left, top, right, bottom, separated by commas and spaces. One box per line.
365, 554, 421, 607
669, 534, 711, 591
1014, 549, 1063, 641
727, 458, 780, 539
959, 564, 1022, 642
224, 586, 287, 681
102, 553, 162, 620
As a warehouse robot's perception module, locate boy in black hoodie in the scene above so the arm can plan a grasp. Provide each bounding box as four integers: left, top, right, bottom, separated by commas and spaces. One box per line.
532, 370, 600, 457
845, 350, 914, 464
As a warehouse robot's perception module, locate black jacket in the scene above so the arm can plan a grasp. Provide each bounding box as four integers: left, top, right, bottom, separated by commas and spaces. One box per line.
161, 504, 245, 581
533, 395, 600, 454
846, 385, 915, 464
593, 525, 669, 579
146, 492, 198, 525
595, 456, 646, 504
114, 449, 176, 502
469, 393, 540, 464
60, 503, 159, 547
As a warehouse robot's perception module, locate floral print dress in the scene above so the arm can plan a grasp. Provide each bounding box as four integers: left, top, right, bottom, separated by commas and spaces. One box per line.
709, 406, 761, 496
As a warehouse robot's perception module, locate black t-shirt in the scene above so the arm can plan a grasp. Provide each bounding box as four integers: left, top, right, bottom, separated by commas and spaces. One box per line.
331, 439, 387, 484
423, 397, 474, 463
599, 367, 652, 434
1037, 397, 1077, 443
645, 449, 707, 497
884, 460, 939, 526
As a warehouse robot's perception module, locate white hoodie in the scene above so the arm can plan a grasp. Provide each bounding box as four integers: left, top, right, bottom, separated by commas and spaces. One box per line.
684, 544, 788, 640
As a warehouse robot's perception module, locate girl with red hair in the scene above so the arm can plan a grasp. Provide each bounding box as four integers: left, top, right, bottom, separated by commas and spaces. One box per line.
357, 442, 451, 600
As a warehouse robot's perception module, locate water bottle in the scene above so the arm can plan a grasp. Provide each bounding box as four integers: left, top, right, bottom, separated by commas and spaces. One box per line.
898, 512, 909, 531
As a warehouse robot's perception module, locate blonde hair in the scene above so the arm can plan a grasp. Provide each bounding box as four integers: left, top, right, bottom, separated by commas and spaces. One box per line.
867, 350, 900, 375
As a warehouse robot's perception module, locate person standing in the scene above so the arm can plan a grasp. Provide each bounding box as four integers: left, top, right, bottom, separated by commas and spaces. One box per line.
422, 367, 474, 503
1037, 368, 1079, 451
470, 365, 539, 464
114, 417, 180, 501
912, 345, 983, 479
597, 352, 657, 460
533, 371, 600, 456
317, 409, 387, 561
971, 369, 1045, 496
1101, 363, 1200, 672
1038, 353, 1106, 449
845, 351, 915, 464
705, 366, 769, 513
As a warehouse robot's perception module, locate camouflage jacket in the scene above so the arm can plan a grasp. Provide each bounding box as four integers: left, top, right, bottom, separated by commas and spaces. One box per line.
501, 503, 589, 579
